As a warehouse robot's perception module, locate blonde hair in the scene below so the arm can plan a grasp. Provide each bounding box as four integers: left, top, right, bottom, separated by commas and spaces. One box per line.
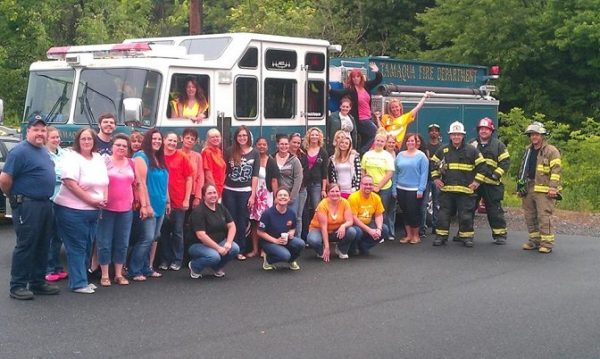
303, 127, 324, 149
333, 130, 354, 163
386, 98, 403, 115
204, 128, 221, 149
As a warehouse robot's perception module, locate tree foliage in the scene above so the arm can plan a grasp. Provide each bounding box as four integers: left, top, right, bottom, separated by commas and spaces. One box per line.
1, 0, 598, 132
417, 0, 600, 127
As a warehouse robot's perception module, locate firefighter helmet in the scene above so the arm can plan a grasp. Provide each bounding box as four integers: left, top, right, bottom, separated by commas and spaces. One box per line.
477, 117, 495, 131
524, 121, 547, 135
448, 121, 466, 134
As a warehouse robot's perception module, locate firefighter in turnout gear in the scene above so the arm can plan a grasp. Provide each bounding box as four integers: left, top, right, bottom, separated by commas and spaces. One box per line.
430, 121, 489, 247
470, 117, 510, 244
518, 122, 561, 254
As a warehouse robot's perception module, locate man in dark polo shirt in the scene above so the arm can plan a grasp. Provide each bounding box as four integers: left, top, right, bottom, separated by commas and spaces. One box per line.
0, 114, 60, 300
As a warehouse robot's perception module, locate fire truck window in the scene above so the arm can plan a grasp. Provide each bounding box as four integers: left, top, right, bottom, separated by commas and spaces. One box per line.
265, 49, 297, 71
239, 47, 258, 69
305, 53, 325, 72
235, 77, 258, 120
168, 74, 210, 120
264, 78, 296, 119
307, 80, 325, 119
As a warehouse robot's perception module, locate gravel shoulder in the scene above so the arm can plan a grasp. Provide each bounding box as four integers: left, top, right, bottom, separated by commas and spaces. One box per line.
474, 207, 600, 237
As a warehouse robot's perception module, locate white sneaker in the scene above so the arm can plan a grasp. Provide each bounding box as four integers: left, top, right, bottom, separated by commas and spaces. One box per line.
88, 283, 97, 290
212, 269, 225, 278
188, 262, 202, 279
169, 263, 181, 271
73, 286, 95, 294
335, 245, 349, 259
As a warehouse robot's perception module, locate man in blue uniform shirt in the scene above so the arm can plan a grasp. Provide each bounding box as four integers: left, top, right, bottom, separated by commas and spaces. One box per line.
0, 114, 60, 300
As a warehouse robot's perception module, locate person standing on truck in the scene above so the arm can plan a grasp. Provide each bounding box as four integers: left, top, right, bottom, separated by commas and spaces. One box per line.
0, 115, 60, 300
380, 92, 435, 149
96, 113, 116, 156
430, 121, 488, 248
518, 122, 561, 254
470, 118, 510, 245
326, 97, 357, 155
330, 63, 382, 154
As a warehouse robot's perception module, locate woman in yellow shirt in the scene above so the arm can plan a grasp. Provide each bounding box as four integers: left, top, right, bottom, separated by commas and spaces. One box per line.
170, 78, 209, 123
307, 183, 357, 262
380, 91, 434, 148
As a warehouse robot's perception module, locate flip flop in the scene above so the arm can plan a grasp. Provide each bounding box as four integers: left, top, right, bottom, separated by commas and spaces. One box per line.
148, 271, 163, 278
132, 275, 146, 282
236, 254, 247, 261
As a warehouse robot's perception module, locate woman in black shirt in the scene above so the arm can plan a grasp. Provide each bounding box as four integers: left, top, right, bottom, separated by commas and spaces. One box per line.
222, 125, 259, 260
188, 184, 240, 278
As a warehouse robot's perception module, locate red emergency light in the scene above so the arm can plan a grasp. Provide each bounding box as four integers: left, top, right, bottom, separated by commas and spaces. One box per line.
46, 43, 152, 60
489, 65, 500, 76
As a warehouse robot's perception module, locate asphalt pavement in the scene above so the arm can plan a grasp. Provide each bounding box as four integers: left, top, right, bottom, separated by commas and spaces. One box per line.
1, 221, 600, 359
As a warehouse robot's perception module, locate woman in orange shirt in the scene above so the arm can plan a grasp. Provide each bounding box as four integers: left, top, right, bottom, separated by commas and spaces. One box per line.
201, 128, 226, 199
306, 183, 357, 262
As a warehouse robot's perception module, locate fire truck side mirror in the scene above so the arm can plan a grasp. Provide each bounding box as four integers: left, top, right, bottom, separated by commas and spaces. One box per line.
123, 98, 142, 127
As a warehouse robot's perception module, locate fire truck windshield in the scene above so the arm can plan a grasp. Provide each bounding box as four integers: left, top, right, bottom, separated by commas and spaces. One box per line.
74, 68, 161, 126
23, 69, 75, 124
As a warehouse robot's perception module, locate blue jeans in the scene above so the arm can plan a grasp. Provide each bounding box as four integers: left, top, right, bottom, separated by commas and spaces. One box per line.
188, 240, 240, 273
352, 221, 390, 254
304, 183, 322, 237
128, 215, 164, 277
357, 119, 377, 154
378, 187, 395, 237
10, 200, 53, 291
46, 214, 64, 274
295, 188, 307, 238
307, 227, 357, 256
222, 189, 251, 253
54, 204, 99, 290
159, 208, 186, 266
96, 209, 133, 265
261, 237, 305, 264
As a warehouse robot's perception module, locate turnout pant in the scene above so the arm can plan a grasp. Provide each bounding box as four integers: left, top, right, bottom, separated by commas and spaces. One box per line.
435, 191, 477, 240
475, 183, 507, 239
522, 182, 555, 248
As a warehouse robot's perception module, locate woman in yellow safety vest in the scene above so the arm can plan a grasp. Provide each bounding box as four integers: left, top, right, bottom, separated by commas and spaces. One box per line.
170, 78, 209, 123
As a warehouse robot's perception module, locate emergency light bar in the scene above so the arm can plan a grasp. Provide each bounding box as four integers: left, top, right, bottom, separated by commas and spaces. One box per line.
47, 43, 152, 61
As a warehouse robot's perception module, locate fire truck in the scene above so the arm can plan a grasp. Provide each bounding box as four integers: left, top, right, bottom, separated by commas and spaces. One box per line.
20, 33, 498, 146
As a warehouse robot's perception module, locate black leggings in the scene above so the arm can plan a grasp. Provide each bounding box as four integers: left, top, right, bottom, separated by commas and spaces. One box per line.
397, 188, 423, 227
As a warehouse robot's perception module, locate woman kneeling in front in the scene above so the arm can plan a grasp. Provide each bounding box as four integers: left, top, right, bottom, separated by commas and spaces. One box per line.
188, 184, 239, 279
307, 183, 357, 262
257, 188, 305, 271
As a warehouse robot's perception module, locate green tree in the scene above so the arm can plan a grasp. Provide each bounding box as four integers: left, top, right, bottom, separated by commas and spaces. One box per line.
416, 0, 600, 127
229, 0, 321, 37
0, 0, 188, 123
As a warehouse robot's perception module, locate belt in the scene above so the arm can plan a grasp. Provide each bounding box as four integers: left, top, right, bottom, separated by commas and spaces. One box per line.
10, 195, 50, 204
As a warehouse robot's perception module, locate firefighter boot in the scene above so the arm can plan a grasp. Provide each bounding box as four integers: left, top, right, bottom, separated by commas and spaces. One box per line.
494, 236, 507, 245
432, 236, 447, 246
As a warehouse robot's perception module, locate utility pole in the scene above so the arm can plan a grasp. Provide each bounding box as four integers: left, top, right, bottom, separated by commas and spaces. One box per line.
189, 0, 203, 35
